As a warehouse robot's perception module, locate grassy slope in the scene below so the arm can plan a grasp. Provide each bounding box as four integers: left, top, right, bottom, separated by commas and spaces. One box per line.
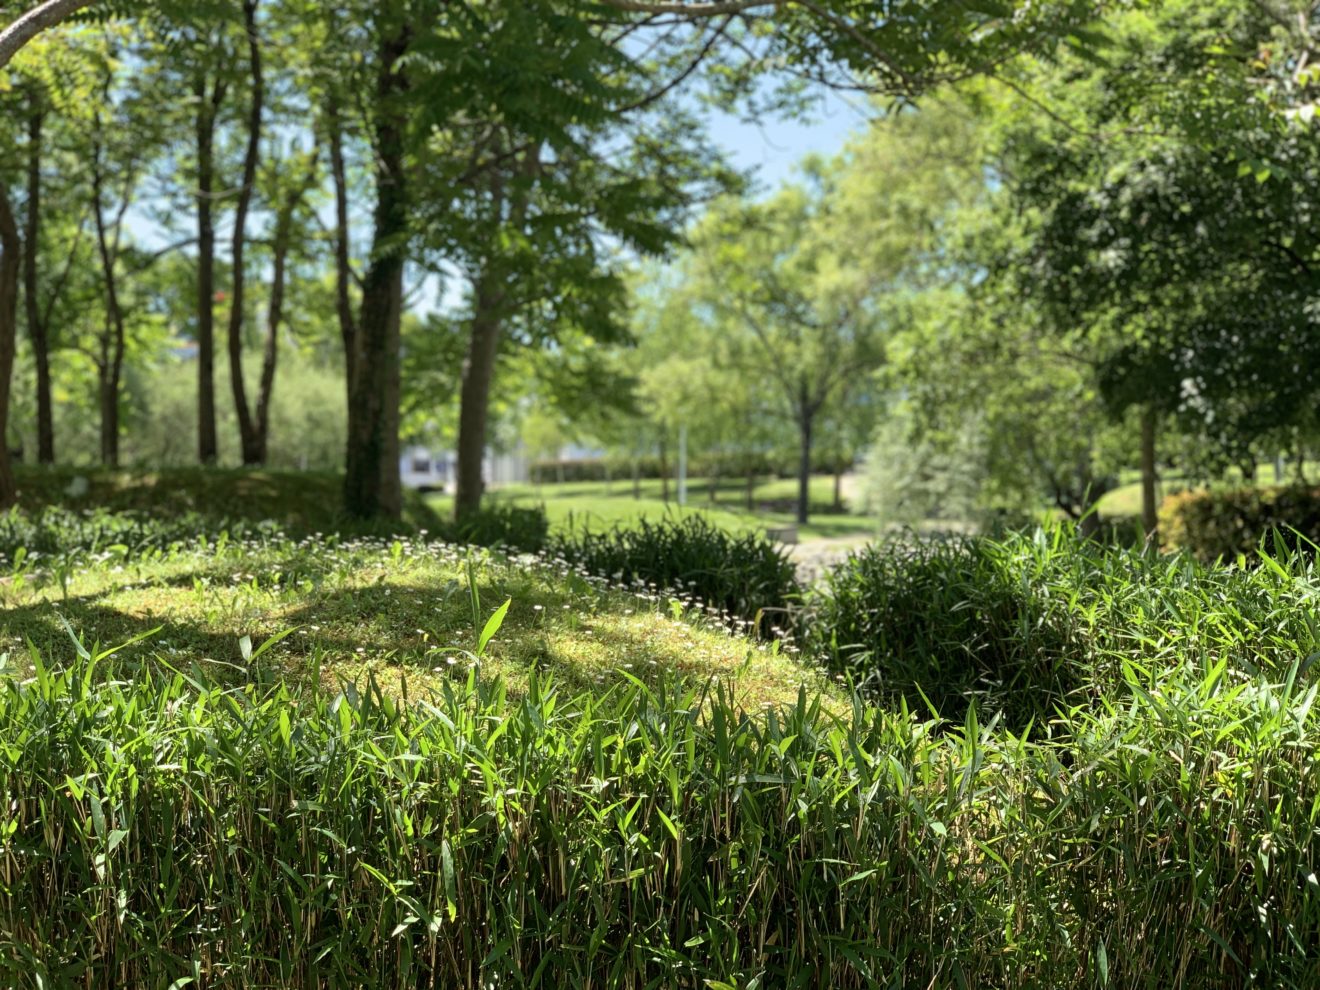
0, 532, 836, 714
12, 465, 444, 534
430, 475, 878, 541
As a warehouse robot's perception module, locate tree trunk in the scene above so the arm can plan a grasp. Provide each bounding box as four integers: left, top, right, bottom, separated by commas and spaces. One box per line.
1140, 404, 1158, 545
797, 406, 814, 526
342, 25, 408, 521
91, 143, 125, 469
23, 97, 52, 464
227, 0, 266, 466
632, 458, 640, 499
659, 439, 670, 503
745, 468, 755, 510
0, 0, 96, 70
455, 278, 504, 519
708, 460, 718, 504
195, 75, 225, 466
0, 187, 19, 507
251, 161, 312, 467
327, 98, 357, 399
833, 462, 843, 512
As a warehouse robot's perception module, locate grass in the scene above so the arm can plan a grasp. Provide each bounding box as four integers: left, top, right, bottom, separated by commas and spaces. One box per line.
4, 472, 1320, 986
12, 464, 444, 534
0, 530, 832, 713
429, 475, 878, 542
4, 574, 1320, 987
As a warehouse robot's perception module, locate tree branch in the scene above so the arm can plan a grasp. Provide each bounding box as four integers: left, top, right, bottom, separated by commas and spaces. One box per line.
595, 0, 772, 14
0, 0, 96, 70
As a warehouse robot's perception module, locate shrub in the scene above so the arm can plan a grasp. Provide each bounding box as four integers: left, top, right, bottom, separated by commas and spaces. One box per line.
1161, 484, 1320, 560
799, 530, 1088, 728
442, 504, 549, 552
2, 655, 1319, 988
799, 525, 1320, 729
547, 515, 799, 632
0, 506, 282, 559
530, 457, 666, 484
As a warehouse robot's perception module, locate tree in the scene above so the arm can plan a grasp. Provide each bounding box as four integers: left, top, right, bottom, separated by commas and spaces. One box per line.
985, 0, 1320, 539
684, 184, 888, 524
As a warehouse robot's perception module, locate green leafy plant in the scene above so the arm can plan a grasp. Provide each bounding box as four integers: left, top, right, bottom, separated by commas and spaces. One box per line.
547, 514, 799, 635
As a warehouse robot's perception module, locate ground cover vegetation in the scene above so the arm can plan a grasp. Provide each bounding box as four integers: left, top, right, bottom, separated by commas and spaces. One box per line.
0, 508, 1317, 987
4, 0, 1320, 987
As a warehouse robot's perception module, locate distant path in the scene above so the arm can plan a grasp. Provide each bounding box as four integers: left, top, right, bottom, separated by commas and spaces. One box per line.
788, 534, 873, 583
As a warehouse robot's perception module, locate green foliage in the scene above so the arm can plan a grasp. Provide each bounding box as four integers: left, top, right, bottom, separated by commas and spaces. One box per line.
439, 503, 549, 553
3, 640, 1320, 986
548, 514, 799, 634
862, 407, 986, 525
1161, 486, 1320, 561
800, 525, 1320, 730
9, 465, 442, 537
0, 504, 280, 559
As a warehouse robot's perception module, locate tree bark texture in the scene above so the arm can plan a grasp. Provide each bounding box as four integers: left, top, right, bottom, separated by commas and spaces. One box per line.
455, 277, 505, 519
0, 187, 20, 507
0, 0, 96, 70
342, 25, 408, 520
1140, 404, 1158, 545
90, 141, 125, 468
195, 75, 225, 465
24, 97, 53, 463
226, 0, 266, 466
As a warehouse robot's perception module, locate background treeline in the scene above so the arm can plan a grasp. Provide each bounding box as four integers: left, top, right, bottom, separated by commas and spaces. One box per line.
0, 0, 1110, 524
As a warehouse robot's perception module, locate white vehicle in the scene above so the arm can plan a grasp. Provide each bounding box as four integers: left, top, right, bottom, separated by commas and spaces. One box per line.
400, 446, 449, 492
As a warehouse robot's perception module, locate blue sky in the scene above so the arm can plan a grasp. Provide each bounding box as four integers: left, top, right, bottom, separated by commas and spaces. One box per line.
703, 87, 870, 192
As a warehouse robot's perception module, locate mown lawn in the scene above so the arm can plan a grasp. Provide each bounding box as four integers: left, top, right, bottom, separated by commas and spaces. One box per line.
429, 474, 878, 541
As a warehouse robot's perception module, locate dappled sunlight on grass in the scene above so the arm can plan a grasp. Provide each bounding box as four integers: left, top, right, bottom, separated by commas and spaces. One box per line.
0, 530, 835, 713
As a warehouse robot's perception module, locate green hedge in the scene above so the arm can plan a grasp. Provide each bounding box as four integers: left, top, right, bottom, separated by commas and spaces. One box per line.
1160, 484, 1320, 559
2, 655, 1319, 988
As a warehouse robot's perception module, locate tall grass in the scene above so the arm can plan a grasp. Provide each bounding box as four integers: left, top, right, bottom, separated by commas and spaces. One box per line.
1, 642, 1318, 988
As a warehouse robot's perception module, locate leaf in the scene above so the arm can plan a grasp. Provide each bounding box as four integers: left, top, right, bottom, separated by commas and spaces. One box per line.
478, 599, 512, 657
441, 838, 458, 922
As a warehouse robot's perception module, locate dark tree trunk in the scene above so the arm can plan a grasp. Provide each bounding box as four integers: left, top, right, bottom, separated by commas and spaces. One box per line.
455, 278, 504, 519
454, 147, 536, 520
343, 25, 408, 521
708, 461, 718, 504
0, 187, 19, 506
833, 462, 843, 512
1140, 404, 1158, 544
745, 468, 755, 510
227, 0, 265, 466
327, 98, 357, 398
24, 98, 53, 464
796, 397, 814, 526
632, 458, 640, 499
195, 75, 225, 466
91, 143, 125, 469
251, 162, 311, 466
